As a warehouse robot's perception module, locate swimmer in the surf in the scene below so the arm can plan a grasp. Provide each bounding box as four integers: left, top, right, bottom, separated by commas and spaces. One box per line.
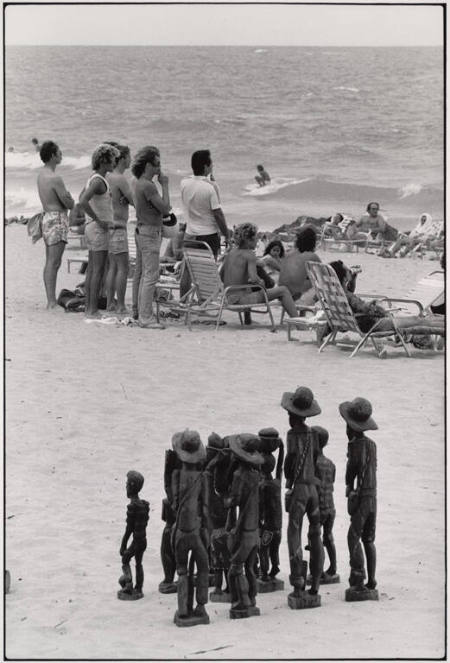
255, 164, 271, 187
32, 137, 41, 152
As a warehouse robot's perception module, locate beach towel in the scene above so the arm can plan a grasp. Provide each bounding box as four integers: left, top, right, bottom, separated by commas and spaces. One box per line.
27, 212, 44, 244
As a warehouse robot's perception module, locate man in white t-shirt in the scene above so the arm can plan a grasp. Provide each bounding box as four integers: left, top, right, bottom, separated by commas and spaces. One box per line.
180, 150, 230, 258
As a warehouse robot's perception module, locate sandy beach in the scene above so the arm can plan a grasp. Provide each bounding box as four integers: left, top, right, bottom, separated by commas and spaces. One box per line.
5, 223, 445, 660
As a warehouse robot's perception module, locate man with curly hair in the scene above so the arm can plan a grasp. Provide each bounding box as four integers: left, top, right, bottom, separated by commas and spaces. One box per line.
80, 143, 119, 317
221, 223, 298, 319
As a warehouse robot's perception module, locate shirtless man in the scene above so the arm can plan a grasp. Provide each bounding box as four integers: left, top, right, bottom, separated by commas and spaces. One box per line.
278, 225, 321, 303
356, 202, 387, 241
105, 144, 135, 313
255, 164, 271, 187
221, 222, 298, 319
37, 141, 74, 308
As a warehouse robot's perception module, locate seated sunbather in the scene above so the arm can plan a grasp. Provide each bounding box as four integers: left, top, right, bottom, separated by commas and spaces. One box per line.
329, 260, 444, 335
380, 213, 443, 258
220, 222, 298, 318
356, 202, 388, 242
257, 239, 284, 284
278, 225, 321, 304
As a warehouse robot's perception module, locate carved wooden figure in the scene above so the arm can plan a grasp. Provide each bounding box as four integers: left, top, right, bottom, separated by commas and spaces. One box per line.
281, 386, 324, 609
225, 434, 264, 619
118, 471, 149, 601
256, 427, 284, 593
159, 449, 179, 594
339, 398, 379, 602
172, 430, 210, 626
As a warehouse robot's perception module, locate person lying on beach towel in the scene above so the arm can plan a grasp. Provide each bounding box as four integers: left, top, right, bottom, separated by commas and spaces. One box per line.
329, 260, 444, 335
220, 222, 298, 318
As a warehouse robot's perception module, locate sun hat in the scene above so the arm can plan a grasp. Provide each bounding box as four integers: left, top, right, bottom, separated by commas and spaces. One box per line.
281, 386, 321, 418
172, 429, 206, 464
207, 432, 229, 451
338, 398, 378, 432
229, 433, 264, 467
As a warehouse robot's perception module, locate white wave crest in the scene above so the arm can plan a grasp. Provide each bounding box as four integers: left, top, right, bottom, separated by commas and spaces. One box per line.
254, 49, 267, 53
333, 86, 360, 93
243, 177, 310, 197
5, 150, 91, 171
5, 186, 41, 213
398, 183, 423, 199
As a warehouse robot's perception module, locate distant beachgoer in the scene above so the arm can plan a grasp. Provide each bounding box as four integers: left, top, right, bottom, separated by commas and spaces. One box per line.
132, 145, 171, 329
255, 164, 271, 187
355, 202, 387, 241
380, 213, 443, 258
257, 239, 285, 283
8, 146, 14, 153
105, 143, 134, 314
36, 140, 75, 308
220, 222, 298, 319
80, 143, 119, 317
31, 137, 41, 152
278, 225, 321, 303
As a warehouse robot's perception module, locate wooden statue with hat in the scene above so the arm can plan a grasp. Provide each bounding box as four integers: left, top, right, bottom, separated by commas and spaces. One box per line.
281, 386, 325, 609
172, 430, 211, 626
339, 397, 379, 602
205, 432, 232, 602
118, 470, 149, 601
306, 426, 340, 586
158, 446, 180, 594
225, 434, 264, 619
256, 427, 284, 593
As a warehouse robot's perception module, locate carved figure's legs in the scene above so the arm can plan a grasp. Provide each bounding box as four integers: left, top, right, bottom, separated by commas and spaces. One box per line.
160, 523, 176, 584
348, 498, 376, 588
287, 489, 307, 590
119, 543, 136, 593
307, 510, 324, 595
322, 512, 337, 576
192, 537, 209, 608
211, 529, 230, 592
134, 551, 144, 593
175, 533, 192, 617
244, 545, 259, 605
259, 538, 270, 580
269, 530, 281, 577
362, 506, 377, 589
175, 531, 209, 615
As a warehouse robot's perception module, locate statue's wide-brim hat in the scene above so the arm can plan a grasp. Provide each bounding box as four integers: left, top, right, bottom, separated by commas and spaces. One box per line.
339, 399, 378, 432
172, 430, 206, 464
281, 387, 321, 417
229, 434, 264, 467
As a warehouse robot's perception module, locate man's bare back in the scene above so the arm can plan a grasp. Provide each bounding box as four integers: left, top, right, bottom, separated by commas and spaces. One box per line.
37, 168, 73, 212
221, 248, 255, 288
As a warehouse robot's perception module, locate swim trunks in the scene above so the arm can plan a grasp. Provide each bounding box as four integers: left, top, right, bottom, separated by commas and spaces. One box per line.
85, 221, 109, 252
42, 210, 69, 246
108, 227, 128, 254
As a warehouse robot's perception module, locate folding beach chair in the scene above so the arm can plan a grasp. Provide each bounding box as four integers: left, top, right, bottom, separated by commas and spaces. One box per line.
305, 261, 412, 358
156, 241, 276, 331
382, 270, 444, 315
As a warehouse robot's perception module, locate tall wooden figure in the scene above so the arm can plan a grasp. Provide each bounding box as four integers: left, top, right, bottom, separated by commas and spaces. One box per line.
339, 398, 379, 602
118, 470, 149, 600
172, 430, 211, 626
159, 448, 179, 594
281, 386, 324, 609
225, 434, 264, 619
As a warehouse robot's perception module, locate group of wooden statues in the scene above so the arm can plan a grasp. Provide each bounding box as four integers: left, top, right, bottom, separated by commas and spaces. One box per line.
118, 386, 379, 626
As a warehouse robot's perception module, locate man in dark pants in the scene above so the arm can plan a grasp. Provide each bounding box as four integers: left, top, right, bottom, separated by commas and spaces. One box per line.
339, 397, 379, 601
281, 386, 324, 608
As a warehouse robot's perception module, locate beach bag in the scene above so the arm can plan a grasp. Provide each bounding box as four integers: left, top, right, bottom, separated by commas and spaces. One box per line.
27, 212, 43, 244
57, 288, 85, 312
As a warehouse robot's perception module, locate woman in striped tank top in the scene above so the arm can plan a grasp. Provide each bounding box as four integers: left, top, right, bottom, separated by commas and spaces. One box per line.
80, 143, 119, 317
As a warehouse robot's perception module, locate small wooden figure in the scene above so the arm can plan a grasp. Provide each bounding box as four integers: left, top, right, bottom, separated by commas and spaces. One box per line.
339, 397, 379, 602
118, 471, 149, 600
307, 426, 340, 585
281, 386, 324, 609
225, 434, 264, 619
205, 433, 232, 602
172, 430, 210, 626
256, 427, 284, 593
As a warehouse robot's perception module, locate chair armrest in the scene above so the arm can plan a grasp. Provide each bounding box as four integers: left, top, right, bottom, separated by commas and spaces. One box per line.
378, 297, 424, 316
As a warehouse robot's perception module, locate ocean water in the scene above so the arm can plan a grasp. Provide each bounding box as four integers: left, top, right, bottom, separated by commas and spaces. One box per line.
4, 46, 444, 231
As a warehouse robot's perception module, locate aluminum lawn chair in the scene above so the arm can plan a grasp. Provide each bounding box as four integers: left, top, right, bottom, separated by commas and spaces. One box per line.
157, 241, 276, 331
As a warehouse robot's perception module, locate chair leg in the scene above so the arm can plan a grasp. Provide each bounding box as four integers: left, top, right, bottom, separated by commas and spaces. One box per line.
395, 332, 411, 357
280, 308, 285, 326
216, 297, 226, 331
349, 333, 370, 358
319, 330, 336, 352
267, 304, 276, 333
287, 322, 293, 341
